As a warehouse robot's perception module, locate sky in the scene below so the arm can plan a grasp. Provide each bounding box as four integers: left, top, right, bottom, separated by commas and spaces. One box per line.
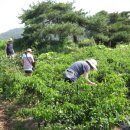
0, 0, 130, 34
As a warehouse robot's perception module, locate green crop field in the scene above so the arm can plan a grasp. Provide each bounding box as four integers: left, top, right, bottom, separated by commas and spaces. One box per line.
0, 41, 130, 130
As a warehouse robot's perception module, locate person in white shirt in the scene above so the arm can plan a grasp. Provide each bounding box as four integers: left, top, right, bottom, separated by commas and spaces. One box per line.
22, 48, 34, 76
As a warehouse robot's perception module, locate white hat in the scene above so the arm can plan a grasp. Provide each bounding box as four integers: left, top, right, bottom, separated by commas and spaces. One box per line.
87, 59, 97, 70
26, 48, 32, 52
8, 38, 13, 41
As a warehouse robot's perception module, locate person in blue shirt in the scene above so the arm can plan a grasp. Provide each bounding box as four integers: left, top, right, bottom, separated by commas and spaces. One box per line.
64, 59, 97, 86
5, 38, 15, 59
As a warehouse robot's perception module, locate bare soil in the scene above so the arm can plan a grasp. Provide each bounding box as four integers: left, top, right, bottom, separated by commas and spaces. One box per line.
0, 100, 10, 130
0, 99, 38, 130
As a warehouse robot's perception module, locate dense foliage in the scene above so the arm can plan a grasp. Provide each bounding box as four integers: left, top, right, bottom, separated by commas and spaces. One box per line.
19, 1, 87, 48
86, 11, 130, 47
19, 1, 130, 49
0, 40, 130, 129
1, 1, 130, 129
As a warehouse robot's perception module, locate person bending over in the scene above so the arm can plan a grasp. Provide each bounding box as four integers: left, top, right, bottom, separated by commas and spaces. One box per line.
64, 59, 97, 86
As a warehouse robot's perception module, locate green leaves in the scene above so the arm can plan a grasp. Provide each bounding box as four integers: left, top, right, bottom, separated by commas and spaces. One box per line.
19, 1, 87, 47
1, 43, 130, 129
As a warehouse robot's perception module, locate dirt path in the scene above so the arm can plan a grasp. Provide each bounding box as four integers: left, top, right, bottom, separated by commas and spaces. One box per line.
0, 100, 123, 130
0, 99, 129, 130
0, 99, 37, 130
0, 100, 9, 130
0, 100, 122, 130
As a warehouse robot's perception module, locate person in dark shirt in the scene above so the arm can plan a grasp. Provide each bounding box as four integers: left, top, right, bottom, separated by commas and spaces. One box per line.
64, 59, 97, 86
5, 38, 15, 59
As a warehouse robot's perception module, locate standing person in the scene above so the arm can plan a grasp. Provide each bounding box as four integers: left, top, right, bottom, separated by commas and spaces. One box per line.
5, 38, 15, 59
22, 48, 35, 76
64, 59, 97, 86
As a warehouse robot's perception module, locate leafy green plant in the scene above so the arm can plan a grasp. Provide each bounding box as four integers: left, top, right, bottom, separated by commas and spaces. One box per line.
0, 44, 130, 129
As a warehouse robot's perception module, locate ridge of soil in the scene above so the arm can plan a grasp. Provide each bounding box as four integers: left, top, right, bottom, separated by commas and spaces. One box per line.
0, 100, 10, 130
0, 99, 38, 130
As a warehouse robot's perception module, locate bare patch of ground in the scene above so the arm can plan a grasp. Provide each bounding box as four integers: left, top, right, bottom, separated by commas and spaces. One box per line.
0, 99, 38, 130
0, 100, 10, 130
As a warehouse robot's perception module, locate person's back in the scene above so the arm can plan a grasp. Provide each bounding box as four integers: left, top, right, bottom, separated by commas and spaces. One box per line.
5, 38, 15, 59
69, 61, 90, 79
6, 43, 14, 54
22, 48, 34, 76
64, 61, 90, 82
22, 53, 34, 70
64, 59, 97, 85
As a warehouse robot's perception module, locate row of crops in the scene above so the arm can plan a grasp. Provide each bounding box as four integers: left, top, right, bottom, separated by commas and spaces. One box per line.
0, 43, 130, 129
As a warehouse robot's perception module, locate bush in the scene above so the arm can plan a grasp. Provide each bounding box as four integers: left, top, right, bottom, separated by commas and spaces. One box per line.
1, 45, 130, 129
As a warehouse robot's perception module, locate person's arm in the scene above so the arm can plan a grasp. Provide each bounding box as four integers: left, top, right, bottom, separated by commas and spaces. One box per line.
11, 44, 15, 54
32, 56, 35, 63
84, 72, 97, 86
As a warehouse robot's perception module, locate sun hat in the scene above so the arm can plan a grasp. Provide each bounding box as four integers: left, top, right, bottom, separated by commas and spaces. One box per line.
8, 38, 13, 42
26, 48, 32, 52
86, 59, 97, 70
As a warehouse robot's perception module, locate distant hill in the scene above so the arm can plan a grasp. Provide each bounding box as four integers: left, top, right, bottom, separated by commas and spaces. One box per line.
0, 28, 24, 40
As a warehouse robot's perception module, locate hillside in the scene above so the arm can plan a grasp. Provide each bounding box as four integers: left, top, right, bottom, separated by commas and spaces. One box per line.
0, 28, 24, 40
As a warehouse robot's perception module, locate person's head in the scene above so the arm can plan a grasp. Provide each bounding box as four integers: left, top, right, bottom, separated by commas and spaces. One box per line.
26, 48, 32, 53
8, 38, 13, 42
86, 59, 97, 70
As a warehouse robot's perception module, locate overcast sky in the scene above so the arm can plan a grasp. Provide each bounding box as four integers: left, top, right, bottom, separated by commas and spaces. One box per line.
0, 0, 130, 33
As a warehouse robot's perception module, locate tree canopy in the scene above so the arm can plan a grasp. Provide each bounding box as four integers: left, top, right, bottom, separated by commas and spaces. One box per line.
19, 1, 88, 47
19, 1, 130, 48
86, 11, 130, 47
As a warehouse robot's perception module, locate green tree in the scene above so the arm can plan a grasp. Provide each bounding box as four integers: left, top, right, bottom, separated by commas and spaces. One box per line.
86, 11, 109, 44
19, 1, 88, 48
108, 11, 130, 47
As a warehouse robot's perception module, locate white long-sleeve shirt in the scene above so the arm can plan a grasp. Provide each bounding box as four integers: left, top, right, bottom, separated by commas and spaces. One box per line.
22, 53, 34, 71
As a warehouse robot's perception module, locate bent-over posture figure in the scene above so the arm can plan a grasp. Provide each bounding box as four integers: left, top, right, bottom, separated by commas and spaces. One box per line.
64, 59, 97, 86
